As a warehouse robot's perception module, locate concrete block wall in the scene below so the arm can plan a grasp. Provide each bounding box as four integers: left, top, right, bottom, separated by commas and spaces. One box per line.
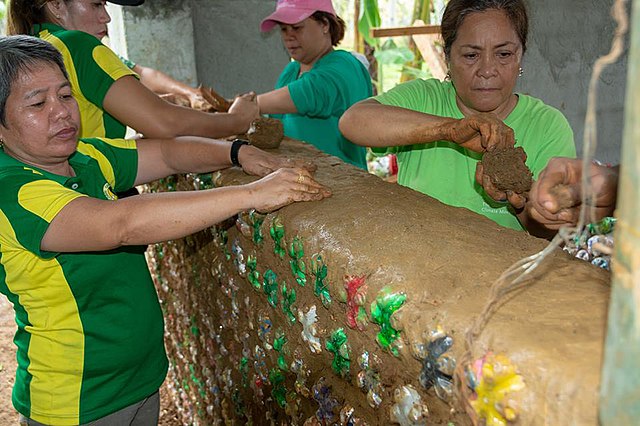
517, 0, 629, 164
189, 0, 289, 97
107, 0, 199, 87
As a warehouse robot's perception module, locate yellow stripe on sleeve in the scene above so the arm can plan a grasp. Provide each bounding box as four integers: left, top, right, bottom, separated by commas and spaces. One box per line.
92, 45, 140, 81
76, 141, 119, 187
95, 137, 137, 150
18, 181, 86, 223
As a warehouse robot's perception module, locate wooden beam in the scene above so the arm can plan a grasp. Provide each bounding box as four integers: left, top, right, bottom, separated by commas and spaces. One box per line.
371, 25, 440, 38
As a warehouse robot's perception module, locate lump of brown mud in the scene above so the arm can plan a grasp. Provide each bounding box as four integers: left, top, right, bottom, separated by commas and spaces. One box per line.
199, 85, 231, 112
482, 147, 533, 193
246, 117, 284, 149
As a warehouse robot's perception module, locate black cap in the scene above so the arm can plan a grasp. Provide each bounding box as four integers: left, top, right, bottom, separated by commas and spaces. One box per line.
108, 0, 145, 5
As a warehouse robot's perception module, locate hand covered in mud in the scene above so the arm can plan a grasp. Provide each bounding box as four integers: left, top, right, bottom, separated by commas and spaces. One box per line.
444, 113, 515, 153
526, 157, 618, 229
228, 91, 261, 132
186, 91, 212, 111
247, 168, 331, 213
238, 144, 317, 177
475, 162, 527, 208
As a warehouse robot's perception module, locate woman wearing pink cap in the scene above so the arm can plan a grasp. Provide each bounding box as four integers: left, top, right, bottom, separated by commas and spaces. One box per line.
258, 0, 372, 169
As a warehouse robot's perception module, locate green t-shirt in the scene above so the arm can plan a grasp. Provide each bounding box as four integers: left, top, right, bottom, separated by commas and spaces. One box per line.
32, 23, 138, 139
374, 78, 576, 230
0, 138, 167, 425
273, 50, 372, 169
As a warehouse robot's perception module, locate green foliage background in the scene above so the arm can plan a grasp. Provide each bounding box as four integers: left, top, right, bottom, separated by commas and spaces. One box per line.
0, 0, 6, 35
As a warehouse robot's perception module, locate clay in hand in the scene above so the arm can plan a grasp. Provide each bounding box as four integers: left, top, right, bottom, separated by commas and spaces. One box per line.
481, 147, 532, 193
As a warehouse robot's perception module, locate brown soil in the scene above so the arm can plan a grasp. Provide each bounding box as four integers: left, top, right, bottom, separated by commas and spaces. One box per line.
0, 297, 17, 425
199, 85, 231, 112
482, 147, 533, 193
247, 116, 285, 149
0, 297, 182, 425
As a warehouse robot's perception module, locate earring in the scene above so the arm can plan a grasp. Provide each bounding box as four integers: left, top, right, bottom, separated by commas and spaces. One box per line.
444, 70, 451, 81
518, 67, 524, 77
0, 138, 4, 149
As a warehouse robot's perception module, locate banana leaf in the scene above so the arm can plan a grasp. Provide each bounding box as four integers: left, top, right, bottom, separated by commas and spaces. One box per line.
374, 39, 415, 65
358, 0, 382, 48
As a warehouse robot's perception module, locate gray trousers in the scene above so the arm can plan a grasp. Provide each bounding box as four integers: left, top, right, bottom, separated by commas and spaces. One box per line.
19, 391, 159, 426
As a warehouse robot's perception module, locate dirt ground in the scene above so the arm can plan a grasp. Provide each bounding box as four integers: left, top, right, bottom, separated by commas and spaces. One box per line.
0, 297, 182, 426
0, 297, 17, 425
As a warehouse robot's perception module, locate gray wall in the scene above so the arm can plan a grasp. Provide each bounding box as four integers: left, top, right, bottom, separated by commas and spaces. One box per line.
190, 0, 289, 97
109, 0, 289, 98
108, 0, 198, 87
517, 0, 629, 164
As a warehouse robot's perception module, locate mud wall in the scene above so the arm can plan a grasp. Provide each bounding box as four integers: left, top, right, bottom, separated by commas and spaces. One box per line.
147, 139, 610, 425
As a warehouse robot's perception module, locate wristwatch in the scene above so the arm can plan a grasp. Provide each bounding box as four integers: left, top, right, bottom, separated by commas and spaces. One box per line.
230, 139, 250, 167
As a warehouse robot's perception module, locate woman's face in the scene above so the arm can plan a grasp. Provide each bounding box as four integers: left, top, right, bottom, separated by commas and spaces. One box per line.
0, 63, 80, 169
279, 17, 331, 66
449, 9, 522, 116
57, 0, 111, 40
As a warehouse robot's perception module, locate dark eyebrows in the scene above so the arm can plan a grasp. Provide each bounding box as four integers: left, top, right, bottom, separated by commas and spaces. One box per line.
23, 87, 48, 100
459, 41, 519, 50
24, 81, 72, 100
495, 41, 519, 49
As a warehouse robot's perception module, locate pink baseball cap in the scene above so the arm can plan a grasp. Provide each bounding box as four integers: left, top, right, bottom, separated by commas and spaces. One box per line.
260, 0, 336, 32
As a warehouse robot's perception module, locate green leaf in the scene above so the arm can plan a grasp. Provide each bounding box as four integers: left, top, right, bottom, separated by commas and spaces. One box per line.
400, 65, 430, 80
374, 42, 415, 65
358, 0, 382, 47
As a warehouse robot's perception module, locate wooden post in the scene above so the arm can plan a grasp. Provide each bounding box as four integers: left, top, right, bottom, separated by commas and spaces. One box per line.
599, 0, 640, 423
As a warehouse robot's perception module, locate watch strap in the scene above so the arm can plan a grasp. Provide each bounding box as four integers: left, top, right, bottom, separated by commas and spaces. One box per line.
230, 139, 249, 167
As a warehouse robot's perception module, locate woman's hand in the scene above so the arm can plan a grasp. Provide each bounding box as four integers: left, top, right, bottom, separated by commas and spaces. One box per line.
228, 92, 261, 133
239, 145, 317, 177
247, 168, 332, 213
526, 157, 618, 229
444, 113, 515, 153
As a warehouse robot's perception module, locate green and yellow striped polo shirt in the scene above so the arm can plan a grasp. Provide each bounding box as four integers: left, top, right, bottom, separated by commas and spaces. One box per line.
32, 24, 138, 139
0, 138, 167, 425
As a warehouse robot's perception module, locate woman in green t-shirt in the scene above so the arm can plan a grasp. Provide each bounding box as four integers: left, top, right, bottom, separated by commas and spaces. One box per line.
256, 0, 372, 169
340, 0, 577, 237
0, 35, 330, 425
